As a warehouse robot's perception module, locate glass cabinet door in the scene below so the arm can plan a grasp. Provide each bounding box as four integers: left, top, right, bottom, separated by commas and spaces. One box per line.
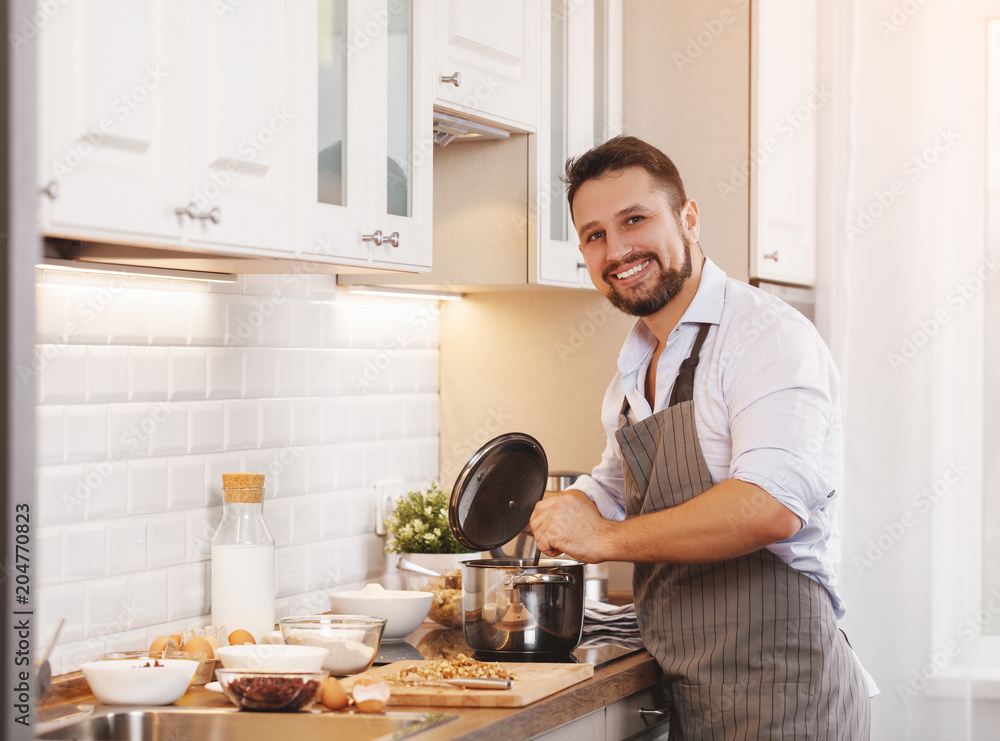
317, 0, 348, 209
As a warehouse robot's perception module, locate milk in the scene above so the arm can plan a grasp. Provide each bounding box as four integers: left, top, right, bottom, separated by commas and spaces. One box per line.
211, 543, 275, 643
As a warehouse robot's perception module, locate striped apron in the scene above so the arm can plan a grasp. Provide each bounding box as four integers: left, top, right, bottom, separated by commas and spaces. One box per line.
615, 323, 870, 740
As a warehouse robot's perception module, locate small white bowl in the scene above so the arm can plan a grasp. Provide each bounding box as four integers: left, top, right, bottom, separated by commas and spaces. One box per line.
214, 644, 328, 672
329, 589, 433, 641
82, 658, 198, 706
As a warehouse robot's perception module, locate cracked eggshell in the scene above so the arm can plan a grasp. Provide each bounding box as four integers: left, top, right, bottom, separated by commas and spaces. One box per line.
351, 678, 390, 713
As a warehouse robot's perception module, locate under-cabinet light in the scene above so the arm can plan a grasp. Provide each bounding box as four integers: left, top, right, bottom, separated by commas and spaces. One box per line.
345, 285, 464, 301
38, 258, 238, 284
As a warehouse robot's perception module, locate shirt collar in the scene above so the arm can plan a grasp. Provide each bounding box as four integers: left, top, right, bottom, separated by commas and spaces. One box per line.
616, 257, 726, 377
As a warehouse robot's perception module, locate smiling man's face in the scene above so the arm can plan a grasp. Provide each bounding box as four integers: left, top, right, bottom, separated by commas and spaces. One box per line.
573, 166, 697, 318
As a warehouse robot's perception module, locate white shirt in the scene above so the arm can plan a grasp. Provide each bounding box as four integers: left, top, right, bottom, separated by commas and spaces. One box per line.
572, 257, 847, 618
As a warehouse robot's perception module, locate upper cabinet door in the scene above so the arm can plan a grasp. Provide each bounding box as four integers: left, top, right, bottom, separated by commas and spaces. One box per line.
435, 0, 541, 131
535, 0, 621, 288
183, 0, 299, 256
750, 0, 818, 287
38, 0, 185, 244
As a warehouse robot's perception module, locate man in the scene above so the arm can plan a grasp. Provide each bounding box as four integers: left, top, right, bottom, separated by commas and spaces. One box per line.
530, 136, 875, 739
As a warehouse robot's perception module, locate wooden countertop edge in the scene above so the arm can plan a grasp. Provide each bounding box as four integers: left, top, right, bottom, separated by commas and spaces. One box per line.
411, 651, 660, 741
36, 652, 660, 741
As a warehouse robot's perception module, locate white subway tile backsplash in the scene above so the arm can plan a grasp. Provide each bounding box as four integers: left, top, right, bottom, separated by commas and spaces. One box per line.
168, 347, 207, 401
225, 296, 260, 347
108, 289, 149, 345
188, 402, 225, 455
290, 495, 322, 545
275, 546, 306, 598
168, 456, 206, 511
294, 300, 324, 348
307, 349, 338, 396
259, 299, 295, 348
63, 406, 108, 462
38, 345, 87, 404
63, 523, 107, 581
225, 400, 259, 451
291, 399, 322, 446
87, 346, 130, 403
128, 459, 168, 515
206, 348, 243, 399
62, 285, 110, 344
188, 294, 227, 346
147, 512, 187, 569
37, 465, 87, 526
127, 571, 168, 629
148, 292, 190, 345
36, 406, 63, 465
260, 399, 292, 448
39, 583, 86, 645
130, 347, 169, 401
244, 348, 277, 398
107, 517, 147, 575
84, 461, 128, 521
108, 403, 150, 459
148, 402, 188, 457
277, 349, 309, 397
36, 281, 441, 674
322, 398, 351, 443
167, 563, 209, 621
186, 507, 221, 563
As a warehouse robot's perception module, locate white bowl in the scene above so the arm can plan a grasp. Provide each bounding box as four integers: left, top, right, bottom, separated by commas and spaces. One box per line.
214, 644, 328, 672
328, 589, 433, 641
81, 658, 198, 706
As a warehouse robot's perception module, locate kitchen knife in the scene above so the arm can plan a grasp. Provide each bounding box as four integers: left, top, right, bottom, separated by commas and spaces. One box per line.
386, 676, 513, 690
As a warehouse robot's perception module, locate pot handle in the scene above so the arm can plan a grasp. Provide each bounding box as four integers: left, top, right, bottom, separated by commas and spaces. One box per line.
502, 573, 576, 590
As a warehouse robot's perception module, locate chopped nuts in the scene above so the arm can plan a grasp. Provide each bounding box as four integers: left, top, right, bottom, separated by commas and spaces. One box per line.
387, 654, 516, 682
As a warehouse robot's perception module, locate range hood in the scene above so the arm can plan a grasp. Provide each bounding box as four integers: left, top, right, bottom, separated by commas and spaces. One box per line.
433, 110, 512, 146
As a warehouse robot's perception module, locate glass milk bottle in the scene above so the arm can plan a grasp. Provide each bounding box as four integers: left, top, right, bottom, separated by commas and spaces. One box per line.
211, 473, 275, 642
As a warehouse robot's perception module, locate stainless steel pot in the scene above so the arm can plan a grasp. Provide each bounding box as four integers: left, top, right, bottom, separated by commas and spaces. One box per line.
462, 558, 584, 656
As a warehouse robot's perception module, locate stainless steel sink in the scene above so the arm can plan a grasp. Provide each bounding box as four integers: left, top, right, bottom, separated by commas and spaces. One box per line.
35, 707, 456, 741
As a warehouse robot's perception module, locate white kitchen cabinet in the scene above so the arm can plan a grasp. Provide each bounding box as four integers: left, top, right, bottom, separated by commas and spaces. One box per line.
435, 0, 541, 131
749, 0, 818, 286
38, 0, 186, 246
38, 0, 299, 258
528, 686, 670, 740
300, 0, 435, 271
534, 0, 622, 288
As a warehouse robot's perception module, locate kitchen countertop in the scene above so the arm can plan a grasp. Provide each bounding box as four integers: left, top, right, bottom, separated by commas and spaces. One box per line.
38, 623, 662, 741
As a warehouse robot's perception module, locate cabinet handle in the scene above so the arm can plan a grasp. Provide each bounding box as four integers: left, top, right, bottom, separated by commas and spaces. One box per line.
175, 203, 221, 224
577, 261, 587, 269
385, 231, 400, 248
362, 230, 384, 246
638, 708, 669, 717
763, 251, 779, 262
41, 180, 60, 200
441, 71, 462, 87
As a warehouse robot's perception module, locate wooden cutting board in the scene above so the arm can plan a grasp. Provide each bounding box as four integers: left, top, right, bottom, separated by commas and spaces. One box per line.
340, 660, 594, 707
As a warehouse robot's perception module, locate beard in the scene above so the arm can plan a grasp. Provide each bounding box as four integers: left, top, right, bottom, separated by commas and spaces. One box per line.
603, 236, 694, 317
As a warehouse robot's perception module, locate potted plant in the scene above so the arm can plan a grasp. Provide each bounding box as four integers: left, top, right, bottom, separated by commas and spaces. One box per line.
383, 482, 477, 628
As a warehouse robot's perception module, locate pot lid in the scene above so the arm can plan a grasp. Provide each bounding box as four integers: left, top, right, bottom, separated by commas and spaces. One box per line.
448, 432, 548, 552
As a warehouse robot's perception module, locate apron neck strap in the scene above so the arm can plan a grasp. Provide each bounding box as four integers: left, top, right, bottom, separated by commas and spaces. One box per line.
667, 323, 712, 407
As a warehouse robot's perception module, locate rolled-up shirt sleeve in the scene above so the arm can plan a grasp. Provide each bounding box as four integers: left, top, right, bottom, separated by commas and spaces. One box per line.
724, 315, 841, 525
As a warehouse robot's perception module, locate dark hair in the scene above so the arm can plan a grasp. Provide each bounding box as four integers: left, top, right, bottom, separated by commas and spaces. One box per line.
563, 136, 687, 222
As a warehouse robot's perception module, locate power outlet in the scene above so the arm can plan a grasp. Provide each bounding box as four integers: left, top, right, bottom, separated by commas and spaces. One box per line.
374, 480, 407, 536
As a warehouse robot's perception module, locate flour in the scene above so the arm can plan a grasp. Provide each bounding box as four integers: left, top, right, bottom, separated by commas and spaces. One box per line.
283, 633, 375, 675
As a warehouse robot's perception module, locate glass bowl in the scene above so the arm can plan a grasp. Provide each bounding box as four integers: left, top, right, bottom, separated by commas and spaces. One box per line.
100, 650, 215, 685
277, 615, 386, 676
214, 669, 326, 712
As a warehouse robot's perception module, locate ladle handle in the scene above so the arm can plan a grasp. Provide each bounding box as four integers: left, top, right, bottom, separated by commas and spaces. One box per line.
503, 572, 575, 590
395, 555, 444, 578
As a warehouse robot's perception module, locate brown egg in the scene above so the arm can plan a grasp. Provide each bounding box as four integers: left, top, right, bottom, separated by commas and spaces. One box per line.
181, 636, 215, 660
149, 636, 172, 654
320, 677, 349, 710
228, 629, 255, 646
167, 634, 183, 646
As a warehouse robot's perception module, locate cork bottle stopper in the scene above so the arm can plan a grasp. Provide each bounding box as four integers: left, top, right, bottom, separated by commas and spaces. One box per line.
222, 472, 265, 503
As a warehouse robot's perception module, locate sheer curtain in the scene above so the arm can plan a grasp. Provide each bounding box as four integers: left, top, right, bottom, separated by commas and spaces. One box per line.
817, 1, 999, 739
